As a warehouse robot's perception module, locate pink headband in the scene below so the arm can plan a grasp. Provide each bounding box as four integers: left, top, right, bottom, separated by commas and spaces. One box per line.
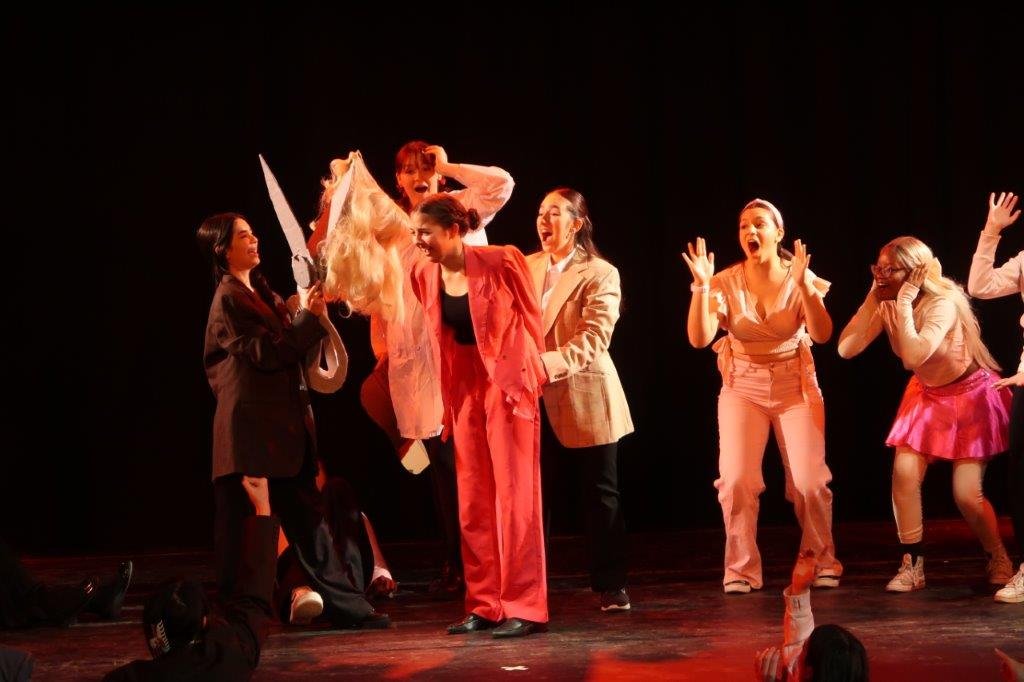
742, 198, 784, 230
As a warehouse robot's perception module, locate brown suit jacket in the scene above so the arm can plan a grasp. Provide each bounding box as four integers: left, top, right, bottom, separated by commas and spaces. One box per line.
526, 249, 634, 448
203, 275, 325, 480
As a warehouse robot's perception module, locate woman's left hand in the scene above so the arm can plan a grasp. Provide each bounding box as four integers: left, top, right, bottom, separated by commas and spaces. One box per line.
754, 646, 785, 682
791, 239, 811, 285
994, 372, 1024, 390
905, 263, 929, 289
423, 144, 448, 169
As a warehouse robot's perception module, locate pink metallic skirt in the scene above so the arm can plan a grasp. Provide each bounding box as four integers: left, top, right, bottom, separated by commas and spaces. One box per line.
886, 368, 1012, 460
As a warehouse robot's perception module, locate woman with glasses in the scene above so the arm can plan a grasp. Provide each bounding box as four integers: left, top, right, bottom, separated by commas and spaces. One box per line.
838, 236, 1013, 593
967, 191, 1024, 603
682, 199, 842, 595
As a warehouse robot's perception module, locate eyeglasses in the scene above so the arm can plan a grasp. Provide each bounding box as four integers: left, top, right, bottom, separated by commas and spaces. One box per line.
869, 264, 907, 278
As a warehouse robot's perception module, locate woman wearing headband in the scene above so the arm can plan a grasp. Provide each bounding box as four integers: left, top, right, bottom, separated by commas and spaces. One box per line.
839, 236, 1013, 592
682, 199, 841, 594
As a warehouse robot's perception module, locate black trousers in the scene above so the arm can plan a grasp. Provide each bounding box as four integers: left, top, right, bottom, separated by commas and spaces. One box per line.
1008, 387, 1024, 563
426, 435, 462, 572
0, 539, 94, 629
540, 406, 627, 592
214, 455, 373, 625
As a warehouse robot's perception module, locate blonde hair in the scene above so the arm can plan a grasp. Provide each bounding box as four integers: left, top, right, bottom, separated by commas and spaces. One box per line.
882, 236, 1000, 371
316, 155, 410, 323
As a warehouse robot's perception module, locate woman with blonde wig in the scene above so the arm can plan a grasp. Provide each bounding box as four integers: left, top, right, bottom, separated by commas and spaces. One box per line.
839, 236, 1013, 593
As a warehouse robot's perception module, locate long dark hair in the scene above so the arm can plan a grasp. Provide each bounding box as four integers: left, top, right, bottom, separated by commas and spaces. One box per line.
196, 212, 243, 284
547, 187, 602, 261
196, 212, 282, 316
415, 194, 481, 236
804, 624, 869, 682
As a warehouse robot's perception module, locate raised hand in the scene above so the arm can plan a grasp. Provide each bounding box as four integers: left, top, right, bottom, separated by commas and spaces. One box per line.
985, 192, 1021, 235
681, 237, 716, 286
791, 549, 816, 595
791, 239, 812, 284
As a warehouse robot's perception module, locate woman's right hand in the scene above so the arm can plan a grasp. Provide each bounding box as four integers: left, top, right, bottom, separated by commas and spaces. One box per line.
681, 237, 715, 287
985, 191, 1020, 235
299, 282, 326, 317
242, 476, 271, 516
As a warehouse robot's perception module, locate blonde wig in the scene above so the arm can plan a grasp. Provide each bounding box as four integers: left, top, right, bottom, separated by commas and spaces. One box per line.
316, 153, 411, 323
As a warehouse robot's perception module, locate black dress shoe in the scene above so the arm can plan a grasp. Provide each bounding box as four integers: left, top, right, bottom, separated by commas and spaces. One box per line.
491, 617, 547, 638
39, 578, 97, 627
86, 561, 133, 619
350, 611, 391, 630
447, 613, 498, 635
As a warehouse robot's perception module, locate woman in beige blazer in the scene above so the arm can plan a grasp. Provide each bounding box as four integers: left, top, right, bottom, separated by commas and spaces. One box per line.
526, 187, 634, 612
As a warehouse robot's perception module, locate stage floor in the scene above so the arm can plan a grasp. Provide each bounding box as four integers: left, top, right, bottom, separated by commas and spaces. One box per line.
6, 520, 1024, 680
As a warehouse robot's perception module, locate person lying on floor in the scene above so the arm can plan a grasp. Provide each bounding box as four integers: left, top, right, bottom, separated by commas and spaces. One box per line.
104, 476, 277, 682
0, 538, 132, 630
754, 551, 868, 681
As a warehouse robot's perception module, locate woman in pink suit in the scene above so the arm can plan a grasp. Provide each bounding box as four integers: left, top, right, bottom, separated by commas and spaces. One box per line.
410, 193, 549, 638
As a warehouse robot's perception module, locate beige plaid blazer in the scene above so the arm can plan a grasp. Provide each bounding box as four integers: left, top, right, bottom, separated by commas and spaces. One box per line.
526, 249, 634, 448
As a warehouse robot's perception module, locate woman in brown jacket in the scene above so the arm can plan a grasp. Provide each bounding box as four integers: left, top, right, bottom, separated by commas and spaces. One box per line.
525, 188, 634, 612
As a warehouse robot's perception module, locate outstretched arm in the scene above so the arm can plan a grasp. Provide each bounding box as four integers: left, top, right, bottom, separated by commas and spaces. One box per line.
968, 192, 1023, 299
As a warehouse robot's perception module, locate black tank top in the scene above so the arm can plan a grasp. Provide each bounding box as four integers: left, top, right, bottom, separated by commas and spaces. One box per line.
441, 290, 476, 345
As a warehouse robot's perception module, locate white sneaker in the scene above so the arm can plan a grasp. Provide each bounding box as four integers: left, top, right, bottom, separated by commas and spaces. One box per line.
289, 586, 324, 624
812, 571, 841, 589
886, 553, 925, 593
988, 549, 1015, 585
723, 580, 752, 594
995, 564, 1024, 604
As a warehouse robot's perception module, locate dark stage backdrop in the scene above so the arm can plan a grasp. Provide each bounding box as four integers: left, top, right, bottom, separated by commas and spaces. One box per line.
3, 5, 1022, 553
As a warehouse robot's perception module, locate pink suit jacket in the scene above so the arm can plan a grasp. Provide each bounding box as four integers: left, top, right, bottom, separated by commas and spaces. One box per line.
411, 245, 547, 436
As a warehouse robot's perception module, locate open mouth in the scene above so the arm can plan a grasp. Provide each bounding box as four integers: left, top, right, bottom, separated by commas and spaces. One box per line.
413, 183, 429, 194
539, 228, 553, 242
746, 239, 760, 253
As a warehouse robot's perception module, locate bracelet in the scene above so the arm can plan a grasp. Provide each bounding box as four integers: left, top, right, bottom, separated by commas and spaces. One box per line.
690, 282, 710, 294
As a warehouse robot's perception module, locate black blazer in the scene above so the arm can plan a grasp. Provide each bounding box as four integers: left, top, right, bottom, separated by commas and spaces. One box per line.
104, 515, 280, 681
202, 274, 325, 480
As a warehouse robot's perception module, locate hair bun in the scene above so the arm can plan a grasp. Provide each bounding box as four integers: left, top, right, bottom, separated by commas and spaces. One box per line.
467, 208, 482, 232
